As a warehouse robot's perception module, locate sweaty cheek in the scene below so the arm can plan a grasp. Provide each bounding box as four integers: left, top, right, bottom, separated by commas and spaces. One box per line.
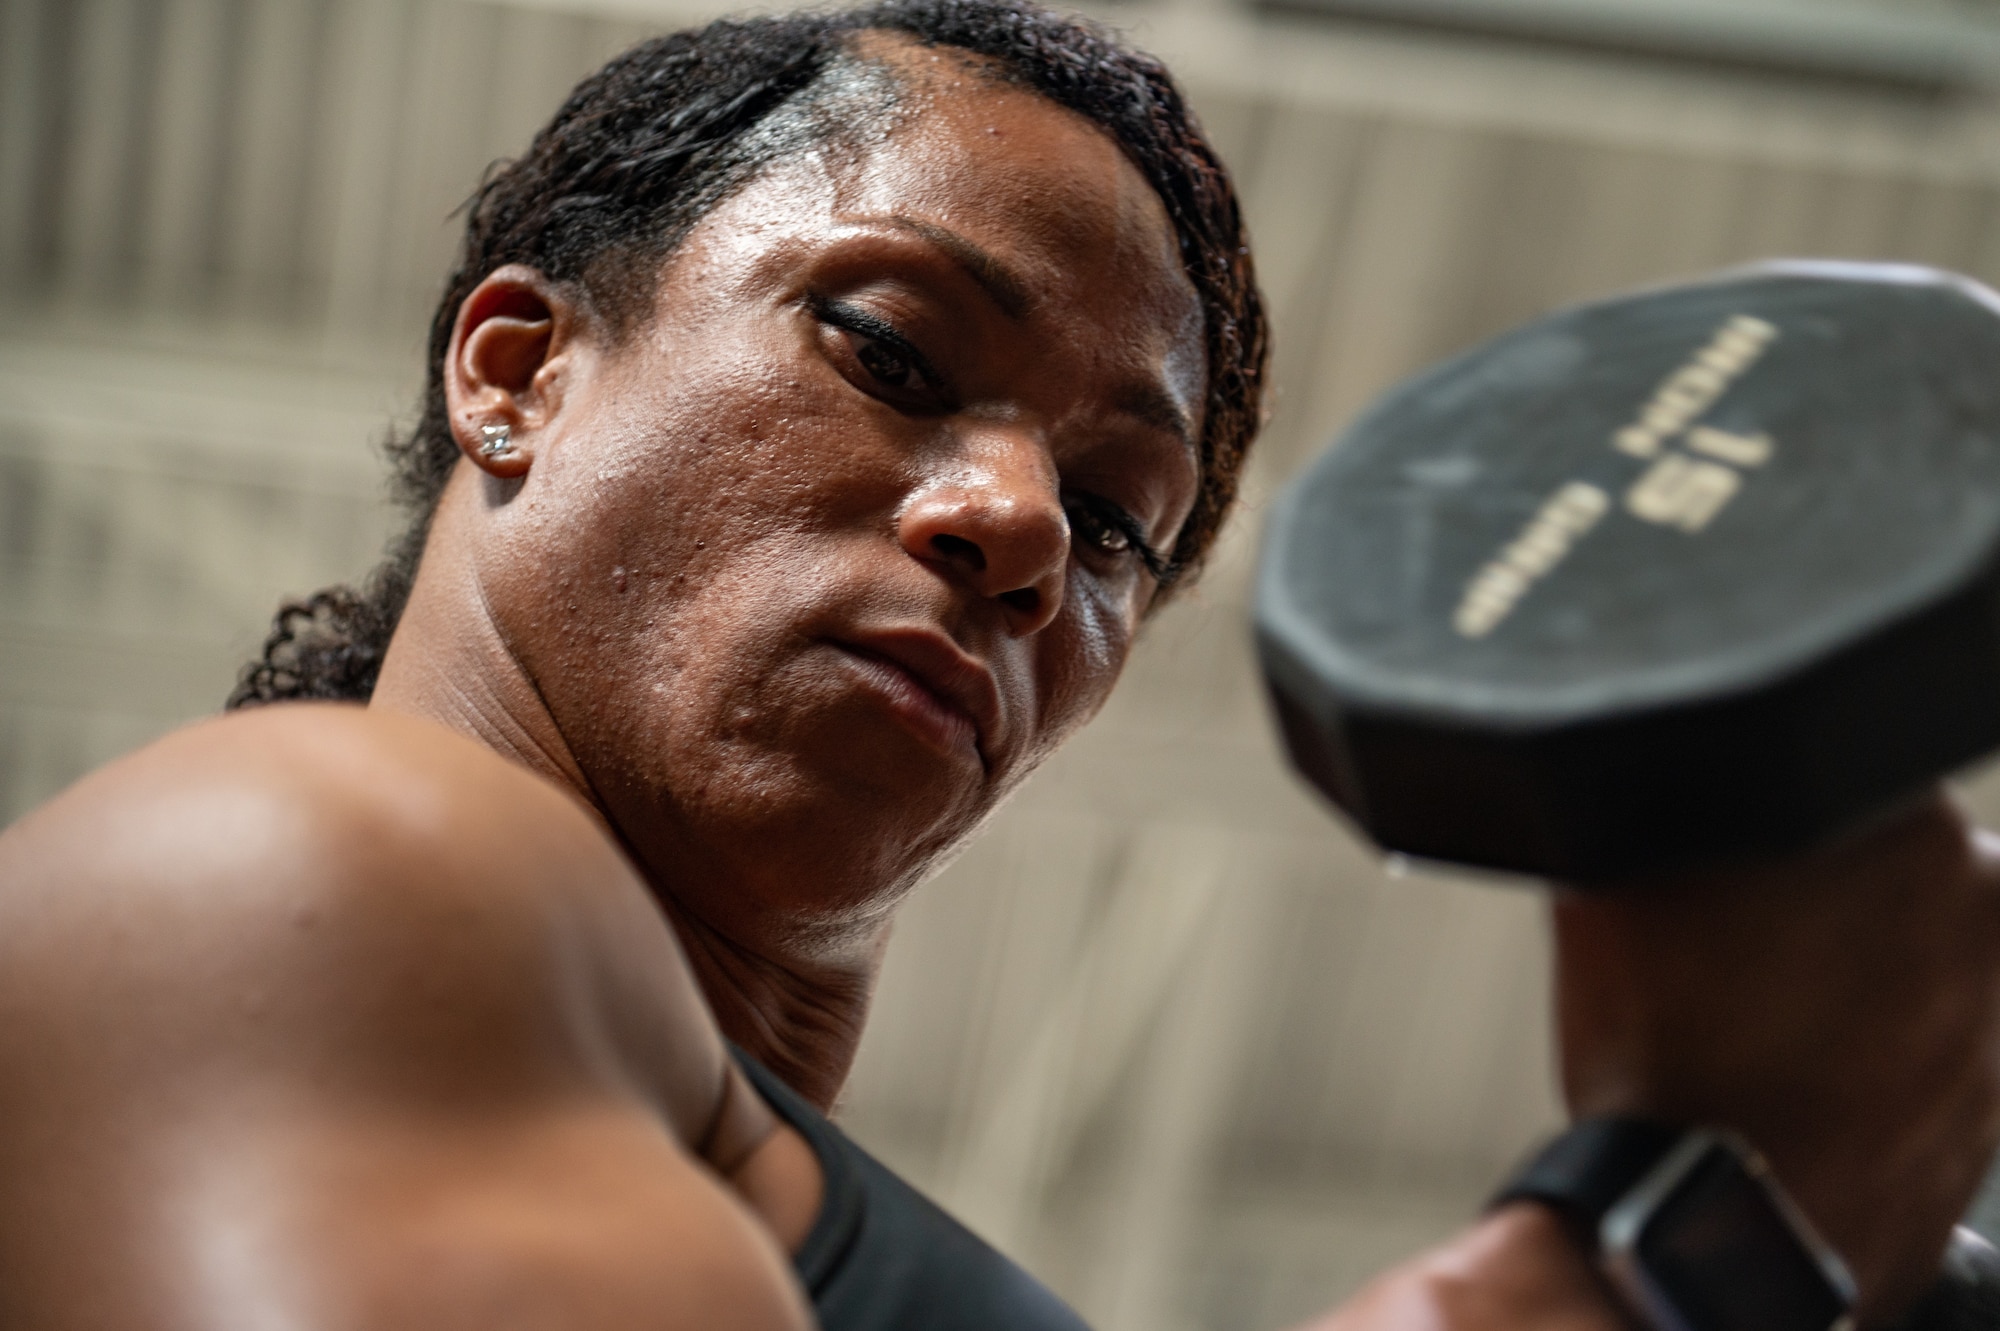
1031, 580, 1132, 763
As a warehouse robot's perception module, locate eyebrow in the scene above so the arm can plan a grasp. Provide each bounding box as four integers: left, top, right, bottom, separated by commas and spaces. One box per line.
1116, 381, 1198, 454
886, 216, 1034, 320
882, 214, 1195, 451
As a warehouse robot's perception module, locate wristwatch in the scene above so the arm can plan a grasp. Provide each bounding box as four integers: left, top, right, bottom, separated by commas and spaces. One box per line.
1492, 1118, 1857, 1331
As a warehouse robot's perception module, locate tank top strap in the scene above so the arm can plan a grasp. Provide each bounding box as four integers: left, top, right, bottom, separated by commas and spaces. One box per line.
729, 1045, 1092, 1331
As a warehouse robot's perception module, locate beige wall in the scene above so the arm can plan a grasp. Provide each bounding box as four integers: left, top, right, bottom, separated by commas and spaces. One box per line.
10, 1, 2000, 1326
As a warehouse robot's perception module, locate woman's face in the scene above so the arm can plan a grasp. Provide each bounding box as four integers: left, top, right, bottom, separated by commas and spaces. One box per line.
468, 43, 1206, 948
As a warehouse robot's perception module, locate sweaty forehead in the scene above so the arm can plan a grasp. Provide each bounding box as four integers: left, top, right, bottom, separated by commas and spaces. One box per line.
829, 38, 1202, 350
641, 35, 1210, 447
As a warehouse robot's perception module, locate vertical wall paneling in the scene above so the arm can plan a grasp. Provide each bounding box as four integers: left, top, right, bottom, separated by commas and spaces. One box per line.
0, 0, 50, 287
220, 0, 328, 320
319, 0, 422, 343
143, 0, 234, 310
56, 0, 152, 305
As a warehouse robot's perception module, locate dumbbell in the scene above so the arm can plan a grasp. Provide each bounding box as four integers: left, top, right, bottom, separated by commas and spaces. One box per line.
1256, 261, 2000, 881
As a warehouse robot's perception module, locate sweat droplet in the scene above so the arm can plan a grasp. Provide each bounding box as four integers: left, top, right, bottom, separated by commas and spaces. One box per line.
612, 566, 629, 592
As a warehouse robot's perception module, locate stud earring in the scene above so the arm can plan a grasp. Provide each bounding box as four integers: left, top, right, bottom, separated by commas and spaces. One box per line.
478, 422, 515, 458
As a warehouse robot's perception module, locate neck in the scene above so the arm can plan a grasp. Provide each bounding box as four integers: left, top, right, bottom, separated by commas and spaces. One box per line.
371, 578, 598, 809
370, 514, 884, 1112
661, 898, 884, 1112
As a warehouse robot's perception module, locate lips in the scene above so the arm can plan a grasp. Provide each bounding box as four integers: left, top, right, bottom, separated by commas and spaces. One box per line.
829, 628, 1003, 768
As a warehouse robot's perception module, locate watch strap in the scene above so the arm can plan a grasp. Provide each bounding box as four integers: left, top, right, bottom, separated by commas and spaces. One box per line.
1490, 1116, 1685, 1246
1888, 1228, 2000, 1331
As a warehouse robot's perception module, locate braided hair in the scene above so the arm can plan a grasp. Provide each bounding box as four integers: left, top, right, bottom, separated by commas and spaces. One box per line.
229, 0, 1268, 708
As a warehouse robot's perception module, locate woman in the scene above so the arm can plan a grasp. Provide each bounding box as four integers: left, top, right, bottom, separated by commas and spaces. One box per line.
1, 2, 1259, 1325
4, 2, 1997, 1328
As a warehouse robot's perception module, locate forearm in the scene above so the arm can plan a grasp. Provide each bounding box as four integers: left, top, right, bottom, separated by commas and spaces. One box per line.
1295, 1206, 1616, 1331
1298, 796, 2000, 1331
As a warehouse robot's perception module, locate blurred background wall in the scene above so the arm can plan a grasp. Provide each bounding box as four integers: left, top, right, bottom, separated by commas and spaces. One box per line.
11, 0, 2000, 1326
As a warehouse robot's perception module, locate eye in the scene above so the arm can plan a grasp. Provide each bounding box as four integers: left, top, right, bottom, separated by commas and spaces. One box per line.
1064, 493, 1172, 582
857, 337, 915, 388
1066, 497, 1132, 554
810, 296, 952, 410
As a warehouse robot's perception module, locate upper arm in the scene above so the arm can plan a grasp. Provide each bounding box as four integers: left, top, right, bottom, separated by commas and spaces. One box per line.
0, 706, 812, 1331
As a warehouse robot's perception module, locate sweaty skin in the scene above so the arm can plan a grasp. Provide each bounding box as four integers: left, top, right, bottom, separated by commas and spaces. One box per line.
4, 30, 1995, 1331
0, 38, 1205, 1330
371, 37, 1207, 1108
0, 708, 814, 1330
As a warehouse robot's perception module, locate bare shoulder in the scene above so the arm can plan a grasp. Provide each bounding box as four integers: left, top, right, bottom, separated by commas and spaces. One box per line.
0, 699, 708, 1103
0, 704, 807, 1330
0, 702, 722, 1136
0, 701, 624, 922
0, 701, 612, 898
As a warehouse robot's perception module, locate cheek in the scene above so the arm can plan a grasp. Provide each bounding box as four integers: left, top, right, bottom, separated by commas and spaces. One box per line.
505, 330, 913, 737
542, 334, 879, 581
1026, 574, 1134, 764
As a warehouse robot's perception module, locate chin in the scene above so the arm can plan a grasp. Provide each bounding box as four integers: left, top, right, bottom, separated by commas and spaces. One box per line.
610, 736, 986, 925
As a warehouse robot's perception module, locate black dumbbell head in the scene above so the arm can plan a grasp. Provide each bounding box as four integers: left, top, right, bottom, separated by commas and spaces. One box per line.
1257, 262, 2000, 882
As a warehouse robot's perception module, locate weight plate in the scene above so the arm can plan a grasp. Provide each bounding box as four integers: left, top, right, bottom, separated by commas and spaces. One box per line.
1257, 263, 2000, 880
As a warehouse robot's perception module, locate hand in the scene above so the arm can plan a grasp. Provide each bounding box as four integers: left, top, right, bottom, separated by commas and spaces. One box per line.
1555, 790, 2000, 1325
1298, 791, 2000, 1331
1289, 1204, 1617, 1331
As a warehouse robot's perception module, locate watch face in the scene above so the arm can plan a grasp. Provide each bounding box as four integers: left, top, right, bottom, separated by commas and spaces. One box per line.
1633, 1142, 1851, 1331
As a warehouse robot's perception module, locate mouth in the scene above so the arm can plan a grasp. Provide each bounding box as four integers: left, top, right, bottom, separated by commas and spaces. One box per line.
827, 629, 1002, 771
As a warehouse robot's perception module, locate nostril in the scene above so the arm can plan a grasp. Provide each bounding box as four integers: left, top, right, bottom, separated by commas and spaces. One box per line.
998, 587, 1040, 618
931, 533, 986, 572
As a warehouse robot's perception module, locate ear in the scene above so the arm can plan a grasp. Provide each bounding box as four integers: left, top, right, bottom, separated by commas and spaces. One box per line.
442, 264, 584, 479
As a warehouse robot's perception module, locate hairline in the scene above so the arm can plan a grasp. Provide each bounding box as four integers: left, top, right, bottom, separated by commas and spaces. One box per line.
572, 29, 1212, 520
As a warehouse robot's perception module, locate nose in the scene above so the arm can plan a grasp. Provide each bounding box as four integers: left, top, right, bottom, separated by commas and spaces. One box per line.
898, 431, 1070, 635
